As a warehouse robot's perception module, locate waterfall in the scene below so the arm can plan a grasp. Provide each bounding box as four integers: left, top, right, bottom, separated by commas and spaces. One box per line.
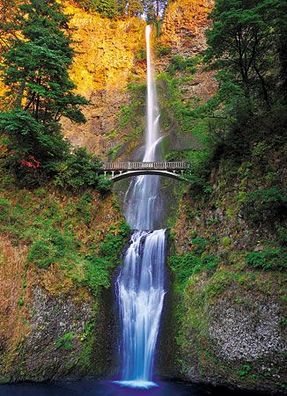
115, 25, 166, 389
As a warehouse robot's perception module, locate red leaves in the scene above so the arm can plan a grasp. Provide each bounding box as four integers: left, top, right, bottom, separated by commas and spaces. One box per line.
19, 155, 41, 169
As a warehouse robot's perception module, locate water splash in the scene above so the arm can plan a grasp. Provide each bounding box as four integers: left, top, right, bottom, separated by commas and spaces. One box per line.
116, 25, 166, 389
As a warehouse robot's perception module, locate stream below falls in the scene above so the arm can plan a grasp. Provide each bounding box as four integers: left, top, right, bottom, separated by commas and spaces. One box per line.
0, 380, 267, 396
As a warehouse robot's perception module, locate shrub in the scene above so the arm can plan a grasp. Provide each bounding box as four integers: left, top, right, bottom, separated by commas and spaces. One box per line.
277, 226, 287, 246
241, 187, 287, 224
97, 174, 113, 193
191, 237, 207, 254
27, 230, 77, 269
84, 256, 113, 293
156, 45, 172, 57
28, 240, 57, 269
169, 252, 219, 288
84, 221, 130, 295
221, 236, 232, 247
0, 198, 10, 221
74, 0, 118, 17
167, 55, 201, 75
245, 248, 287, 271
54, 148, 110, 193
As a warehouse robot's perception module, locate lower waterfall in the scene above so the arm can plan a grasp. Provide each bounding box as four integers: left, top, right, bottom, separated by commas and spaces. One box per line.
116, 230, 166, 388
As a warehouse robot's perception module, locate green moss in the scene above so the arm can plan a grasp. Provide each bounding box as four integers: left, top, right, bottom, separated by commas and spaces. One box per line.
0, 160, 128, 296
191, 237, 207, 254
167, 54, 202, 75
156, 44, 172, 57
55, 332, 75, 351
202, 270, 234, 299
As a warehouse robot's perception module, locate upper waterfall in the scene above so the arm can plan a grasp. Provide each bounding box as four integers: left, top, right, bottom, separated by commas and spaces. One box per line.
124, 25, 163, 230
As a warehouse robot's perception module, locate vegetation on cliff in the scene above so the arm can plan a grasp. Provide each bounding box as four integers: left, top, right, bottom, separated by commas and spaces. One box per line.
162, 0, 287, 392
0, 152, 129, 380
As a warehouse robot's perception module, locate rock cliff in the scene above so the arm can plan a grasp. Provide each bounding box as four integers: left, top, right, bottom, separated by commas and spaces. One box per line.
61, 2, 146, 157
0, 185, 128, 382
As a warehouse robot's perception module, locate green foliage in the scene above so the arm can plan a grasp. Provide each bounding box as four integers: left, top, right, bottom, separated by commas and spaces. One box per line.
238, 364, 253, 378
158, 69, 216, 196
74, 0, 167, 19
109, 81, 145, 159
245, 248, 287, 271
54, 148, 111, 193
0, 160, 129, 295
156, 44, 172, 58
135, 48, 146, 62
78, 321, 96, 369
191, 237, 207, 255
241, 187, 287, 224
277, 226, 287, 247
0, 198, 10, 220
221, 236, 232, 247
27, 230, 77, 269
206, 0, 287, 108
76, 0, 117, 17
84, 222, 130, 295
167, 55, 201, 75
159, 0, 286, 206
169, 252, 219, 289
91, 0, 118, 18
55, 332, 75, 350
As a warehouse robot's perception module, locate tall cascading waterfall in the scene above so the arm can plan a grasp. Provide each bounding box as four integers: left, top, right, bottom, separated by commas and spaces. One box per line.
115, 25, 166, 389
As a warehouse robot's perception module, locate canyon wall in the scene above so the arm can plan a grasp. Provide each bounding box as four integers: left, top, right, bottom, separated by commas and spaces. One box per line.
61, 2, 146, 157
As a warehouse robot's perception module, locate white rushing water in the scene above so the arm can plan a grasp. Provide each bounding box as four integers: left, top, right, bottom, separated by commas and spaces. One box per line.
116, 25, 166, 389
124, 24, 162, 231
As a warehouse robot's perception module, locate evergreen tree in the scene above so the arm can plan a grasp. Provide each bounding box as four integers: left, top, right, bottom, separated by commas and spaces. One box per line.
0, 0, 88, 172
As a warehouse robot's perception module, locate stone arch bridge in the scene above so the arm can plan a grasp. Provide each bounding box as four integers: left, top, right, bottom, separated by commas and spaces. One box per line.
98, 161, 190, 182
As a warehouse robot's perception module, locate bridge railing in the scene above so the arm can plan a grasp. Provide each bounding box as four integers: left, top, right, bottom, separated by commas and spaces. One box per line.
102, 161, 190, 171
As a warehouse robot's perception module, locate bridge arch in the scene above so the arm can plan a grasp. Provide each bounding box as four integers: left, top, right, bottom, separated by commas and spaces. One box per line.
107, 169, 187, 182
98, 161, 190, 183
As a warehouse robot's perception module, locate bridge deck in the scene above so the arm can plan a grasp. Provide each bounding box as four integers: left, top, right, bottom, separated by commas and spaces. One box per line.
101, 161, 189, 171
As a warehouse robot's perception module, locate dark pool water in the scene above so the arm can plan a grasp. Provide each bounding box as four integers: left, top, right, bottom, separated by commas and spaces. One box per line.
0, 379, 265, 396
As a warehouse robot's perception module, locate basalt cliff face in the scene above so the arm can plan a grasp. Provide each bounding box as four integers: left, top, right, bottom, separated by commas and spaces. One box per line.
61, 2, 146, 157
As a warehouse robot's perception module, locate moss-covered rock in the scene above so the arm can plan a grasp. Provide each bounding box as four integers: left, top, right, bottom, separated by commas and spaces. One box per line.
0, 168, 128, 382
170, 151, 287, 394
